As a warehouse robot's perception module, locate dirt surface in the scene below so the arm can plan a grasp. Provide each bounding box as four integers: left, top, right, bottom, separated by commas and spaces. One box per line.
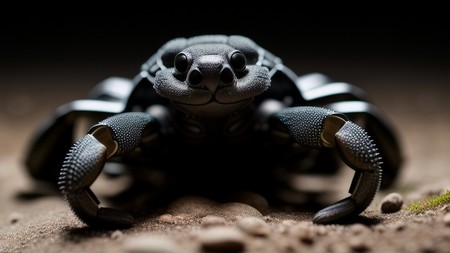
1, 16, 449, 253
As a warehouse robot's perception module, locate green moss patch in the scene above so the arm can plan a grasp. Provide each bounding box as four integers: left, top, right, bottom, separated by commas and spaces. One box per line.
405, 190, 450, 213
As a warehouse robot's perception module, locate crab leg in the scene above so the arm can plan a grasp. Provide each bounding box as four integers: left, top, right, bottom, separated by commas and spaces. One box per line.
58, 112, 158, 228
272, 106, 382, 223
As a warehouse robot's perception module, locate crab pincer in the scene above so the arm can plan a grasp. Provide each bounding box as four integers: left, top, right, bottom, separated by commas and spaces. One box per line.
58, 112, 158, 228
273, 106, 382, 223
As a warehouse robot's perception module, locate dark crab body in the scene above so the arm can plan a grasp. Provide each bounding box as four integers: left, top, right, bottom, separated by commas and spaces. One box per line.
25, 35, 402, 228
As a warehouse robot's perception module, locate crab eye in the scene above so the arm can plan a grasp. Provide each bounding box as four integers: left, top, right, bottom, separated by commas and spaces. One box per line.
174, 53, 189, 73
229, 51, 246, 72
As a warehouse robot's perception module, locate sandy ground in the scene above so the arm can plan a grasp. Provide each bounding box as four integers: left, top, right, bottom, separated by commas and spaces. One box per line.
1, 24, 449, 252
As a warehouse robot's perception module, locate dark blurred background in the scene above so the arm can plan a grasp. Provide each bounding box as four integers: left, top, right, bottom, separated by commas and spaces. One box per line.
1, 14, 447, 94
1, 14, 447, 89
0, 14, 448, 188
2, 14, 447, 85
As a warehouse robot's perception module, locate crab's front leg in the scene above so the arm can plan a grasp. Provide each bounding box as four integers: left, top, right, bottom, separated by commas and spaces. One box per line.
58, 112, 159, 228
271, 106, 382, 224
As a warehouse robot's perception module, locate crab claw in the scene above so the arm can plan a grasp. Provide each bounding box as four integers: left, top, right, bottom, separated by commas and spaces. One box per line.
58, 112, 157, 228
273, 106, 382, 223
314, 118, 382, 223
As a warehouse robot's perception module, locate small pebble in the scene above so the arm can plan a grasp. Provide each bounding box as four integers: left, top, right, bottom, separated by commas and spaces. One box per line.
262, 216, 274, 222
281, 220, 297, 227
311, 225, 328, 236
158, 214, 187, 224
226, 191, 269, 213
440, 204, 450, 213
349, 237, 370, 253
391, 221, 407, 231
221, 202, 263, 220
420, 240, 436, 253
290, 222, 315, 245
236, 217, 270, 237
444, 213, 450, 226
380, 192, 403, 213
348, 223, 370, 235
122, 235, 181, 253
8, 213, 23, 224
413, 217, 426, 223
297, 229, 315, 245
159, 214, 176, 224
199, 226, 246, 252
373, 224, 386, 233
201, 215, 227, 227
167, 195, 216, 217
111, 230, 124, 240
275, 220, 299, 235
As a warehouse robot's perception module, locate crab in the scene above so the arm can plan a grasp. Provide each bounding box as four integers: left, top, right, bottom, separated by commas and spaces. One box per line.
24, 34, 402, 229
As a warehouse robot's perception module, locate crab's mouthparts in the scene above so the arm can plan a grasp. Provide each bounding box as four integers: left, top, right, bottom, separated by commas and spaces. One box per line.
172, 98, 253, 118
